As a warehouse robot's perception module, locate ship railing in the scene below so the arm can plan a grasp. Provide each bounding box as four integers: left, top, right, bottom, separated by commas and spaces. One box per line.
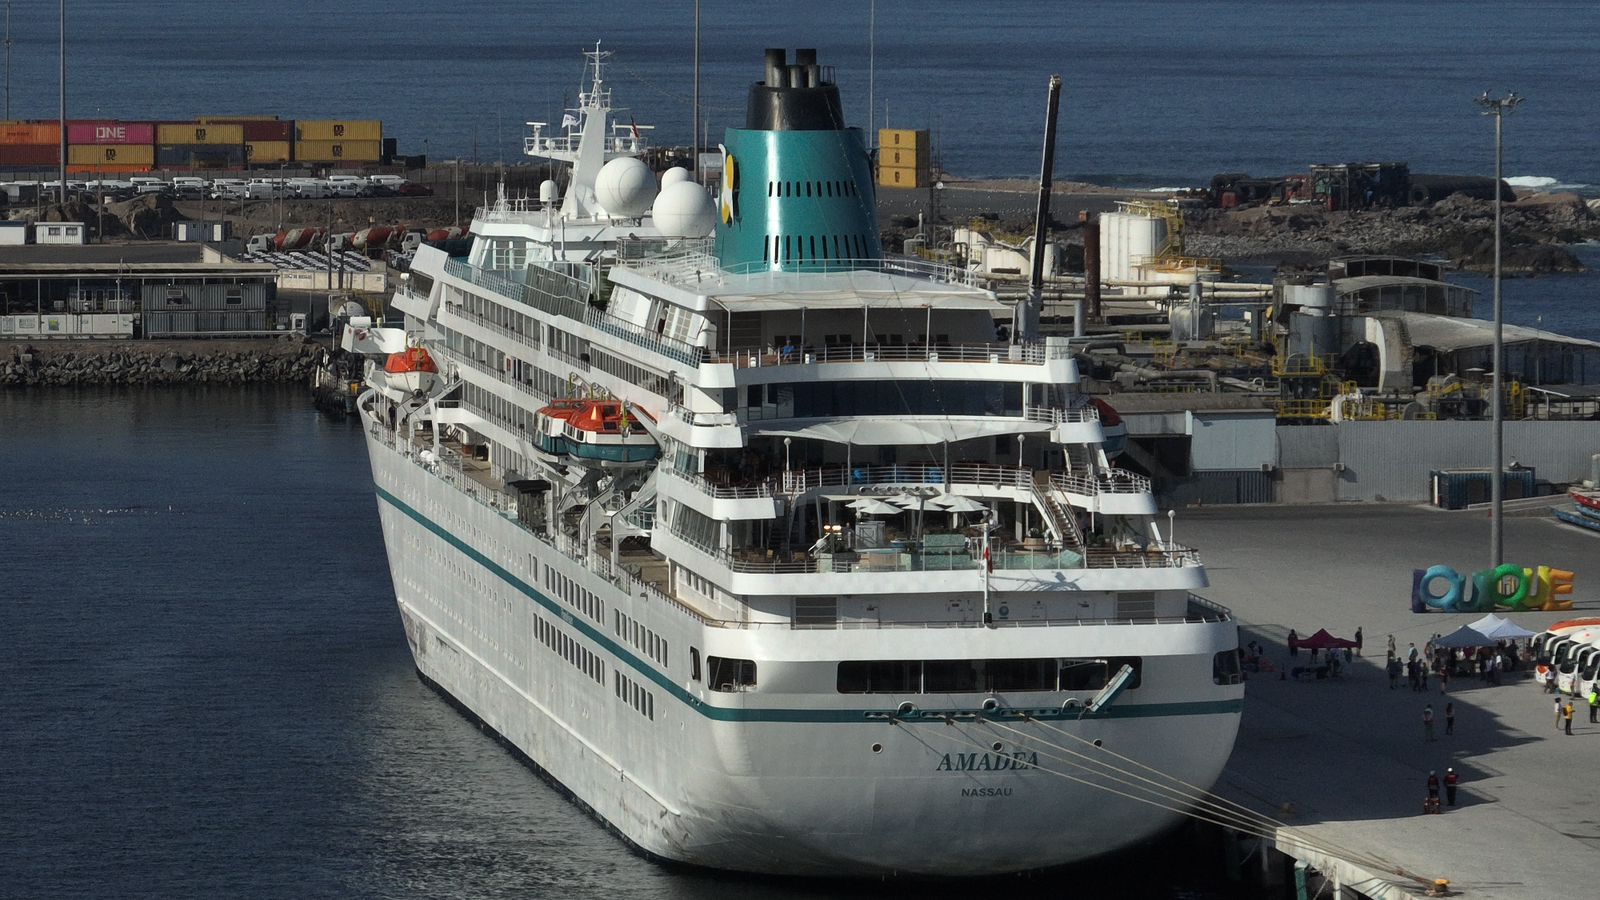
780, 462, 1033, 494
442, 256, 708, 369
437, 346, 552, 406
710, 340, 1048, 367
444, 303, 541, 352
1022, 404, 1100, 425
474, 200, 551, 225
668, 402, 740, 429
618, 244, 983, 288
661, 465, 776, 499
1049, 468, 1153, 496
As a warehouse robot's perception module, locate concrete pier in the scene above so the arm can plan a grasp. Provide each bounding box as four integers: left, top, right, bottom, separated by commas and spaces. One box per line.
1189, 499, 1598, 898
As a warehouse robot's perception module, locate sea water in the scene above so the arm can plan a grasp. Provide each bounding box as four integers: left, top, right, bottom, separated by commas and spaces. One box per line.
0, 388, 1238, 898
2, 1, 1597, 189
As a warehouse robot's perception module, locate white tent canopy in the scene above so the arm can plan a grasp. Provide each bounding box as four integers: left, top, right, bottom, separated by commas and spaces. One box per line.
1467, 613, 1538, 640
755, 416, 1053, 446
1433, 624, 1500, 649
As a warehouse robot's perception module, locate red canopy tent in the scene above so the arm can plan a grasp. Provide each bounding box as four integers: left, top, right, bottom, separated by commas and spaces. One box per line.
1295, 628, 1359, 650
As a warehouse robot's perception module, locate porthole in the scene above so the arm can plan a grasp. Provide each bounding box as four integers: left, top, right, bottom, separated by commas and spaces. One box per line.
871, 743, 883, 753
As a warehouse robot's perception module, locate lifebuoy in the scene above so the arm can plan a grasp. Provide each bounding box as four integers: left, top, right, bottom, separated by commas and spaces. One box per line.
1421, 564, 1464, 611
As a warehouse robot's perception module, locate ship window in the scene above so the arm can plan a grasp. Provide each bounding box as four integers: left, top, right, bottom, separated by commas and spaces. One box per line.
824, 181, 832, 198
768, 180, 774, 197
225, 288, 243, 305
707, 656, 756, 692
923, 660, 981, 693
809, 235, 816, 259
783, 235, 790, 262
691, 648, 702, 681
805, 181, 812, 197
1213, 651, 1242, 686
987, 658, 1060, 692
837, 660, 921, 693
833, 235, 841, 258
1060, 657, 1143, 691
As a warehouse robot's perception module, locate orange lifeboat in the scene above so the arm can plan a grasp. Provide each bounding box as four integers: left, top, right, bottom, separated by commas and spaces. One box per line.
533, 398, 657, 465
384, 346, 439, 394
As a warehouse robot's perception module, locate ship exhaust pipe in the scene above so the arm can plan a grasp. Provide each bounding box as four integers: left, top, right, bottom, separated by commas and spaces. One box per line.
764, 48, 786, 87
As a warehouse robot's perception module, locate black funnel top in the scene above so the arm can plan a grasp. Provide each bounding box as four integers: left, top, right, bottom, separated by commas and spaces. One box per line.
745, 48, 845, 132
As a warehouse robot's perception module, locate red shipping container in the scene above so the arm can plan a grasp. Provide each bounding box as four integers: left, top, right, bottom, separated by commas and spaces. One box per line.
243, 120, 293, 142
0, 144, 60, 165
68, 121, 155, 145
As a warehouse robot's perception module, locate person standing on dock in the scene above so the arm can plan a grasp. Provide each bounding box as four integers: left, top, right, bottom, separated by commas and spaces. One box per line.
1387, 634, 1397, 658
1423, 704, 1436, 741
1565, 700, 1575, 735
1355, 627, 1363, 656
1556, 696, 1565, 731
1444, 768, 1459, 806
1426, 771, 1440, 809
1589, 688, 1599, 724
1288, 629, 1299, 657
1445, 701, 1455, 735
1387, 657, 1401, 689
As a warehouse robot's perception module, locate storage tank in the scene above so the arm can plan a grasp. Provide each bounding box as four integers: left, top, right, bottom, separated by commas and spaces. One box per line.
1099, 210, 1164, 285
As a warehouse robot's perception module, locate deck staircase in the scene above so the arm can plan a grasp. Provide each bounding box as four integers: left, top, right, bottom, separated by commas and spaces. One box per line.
1032, 470, 1085, 551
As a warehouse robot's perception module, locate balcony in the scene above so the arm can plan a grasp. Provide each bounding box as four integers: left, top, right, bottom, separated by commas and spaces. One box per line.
712, 341, 1051, 368
441, 256, 706, 369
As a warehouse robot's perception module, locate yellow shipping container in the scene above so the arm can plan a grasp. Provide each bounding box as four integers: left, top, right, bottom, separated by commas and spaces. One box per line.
296, 119, 382, 142
156, 123, 244, 145
198, 115, 280, 124
1, 122, 60, 144
69, 144, 156, 166
880, 145, 930, 170
879, 128, 927, 150
295, 140, 381, 163
245, 140, 292, 163
876, 164, 923, 190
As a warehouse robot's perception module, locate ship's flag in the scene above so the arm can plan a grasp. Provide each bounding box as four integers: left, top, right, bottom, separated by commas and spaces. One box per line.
561, 113, 578, 131
630, 117, 640, 141
984, 546, 993, 573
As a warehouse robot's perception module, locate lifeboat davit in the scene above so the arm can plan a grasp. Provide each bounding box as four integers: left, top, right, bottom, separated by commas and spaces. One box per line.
1091, 397, 1126, 460
384, 346, 440, 395
533, 398, 657, 466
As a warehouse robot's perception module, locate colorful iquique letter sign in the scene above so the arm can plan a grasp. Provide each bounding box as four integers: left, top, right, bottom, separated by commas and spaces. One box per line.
1411, 564, 1575, 612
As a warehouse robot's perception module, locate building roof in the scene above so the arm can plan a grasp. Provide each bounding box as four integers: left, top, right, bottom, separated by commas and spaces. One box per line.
1397, 311, 1600, 352
1334, 274, 1478, 298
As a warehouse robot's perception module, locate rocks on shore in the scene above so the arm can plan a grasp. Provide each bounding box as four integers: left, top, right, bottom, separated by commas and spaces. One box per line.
2, 340, 323, 387
1184, 192, 1599, 273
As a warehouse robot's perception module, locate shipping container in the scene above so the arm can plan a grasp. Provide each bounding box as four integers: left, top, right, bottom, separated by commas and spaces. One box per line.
880, 145, 930, 170
243, 121, 294, 142
69, 144, 156, 166
157, 144, 247, 169
156, 122, 245, 145
0, 144, 60, 166
67, 121, 155, 145
245, 140, 292, 163
142, 311, 199, 335
876, 164, 923, 189
0, 122, 60, 144
295, 140, 381, 163
66, 163, 154, 175
878, 128, 927, 150
198, 115, 281, 124
296, 119, 382, 142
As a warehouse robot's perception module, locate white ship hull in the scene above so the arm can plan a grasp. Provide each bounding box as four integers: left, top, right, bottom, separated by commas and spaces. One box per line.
365, 422, 1243, 877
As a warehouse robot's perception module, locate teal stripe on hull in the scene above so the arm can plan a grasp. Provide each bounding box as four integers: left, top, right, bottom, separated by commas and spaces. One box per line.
374, 483, 1243, 723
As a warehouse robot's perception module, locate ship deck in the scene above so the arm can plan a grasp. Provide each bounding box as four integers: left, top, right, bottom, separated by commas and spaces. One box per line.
1189, 498, 1600, 899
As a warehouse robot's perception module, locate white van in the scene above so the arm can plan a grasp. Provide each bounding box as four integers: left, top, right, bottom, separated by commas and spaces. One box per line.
171, 176, 207, 198
288, 179, 328, 199
368, 174, 405, 188
245, 179, 289, 200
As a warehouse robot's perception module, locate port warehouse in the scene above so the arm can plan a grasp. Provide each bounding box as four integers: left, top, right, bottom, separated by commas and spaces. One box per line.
0, 118, 390, 172
0, 261, 279, 337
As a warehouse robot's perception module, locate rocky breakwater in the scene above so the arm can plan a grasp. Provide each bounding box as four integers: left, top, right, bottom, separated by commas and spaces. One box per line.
3, 337, 324, 387
1184, 192, 1600, 273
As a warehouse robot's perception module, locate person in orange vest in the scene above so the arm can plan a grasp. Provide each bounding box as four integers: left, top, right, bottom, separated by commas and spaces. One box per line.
1565, 700, 1576, 735
1444, 768, 1459, 806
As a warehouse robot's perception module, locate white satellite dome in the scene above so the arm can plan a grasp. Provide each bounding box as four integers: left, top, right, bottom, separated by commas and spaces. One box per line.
652, 181, 717, 238
538, 179, 559, 203
594, 157, 657, 218
660, 166, 691, 188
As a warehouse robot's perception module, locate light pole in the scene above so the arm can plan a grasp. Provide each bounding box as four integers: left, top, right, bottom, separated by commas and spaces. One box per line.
1476, 90, 1521, 569
57, 0, 65, 204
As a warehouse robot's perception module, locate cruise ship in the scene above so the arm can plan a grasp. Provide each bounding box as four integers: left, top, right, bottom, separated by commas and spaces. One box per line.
350, 45, 1244, 877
